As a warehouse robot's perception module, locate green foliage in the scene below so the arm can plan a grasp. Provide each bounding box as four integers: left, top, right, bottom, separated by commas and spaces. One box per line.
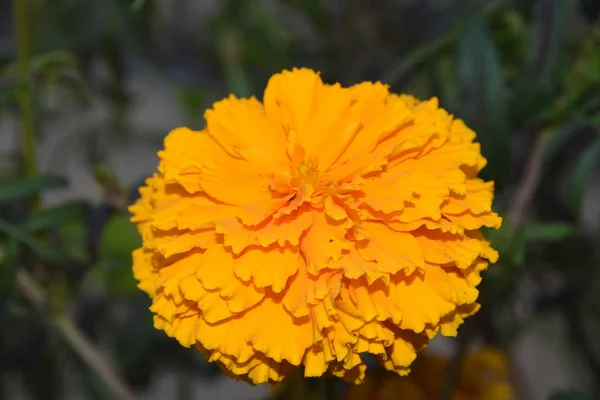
457, 19, 511, 185
0, 175, 66, 204
568, 136, 600, 217
549, 390, 592, 400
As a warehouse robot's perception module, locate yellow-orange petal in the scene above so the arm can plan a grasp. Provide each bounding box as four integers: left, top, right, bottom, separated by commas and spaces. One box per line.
216, 206, 314, 254
358, 222, 425, 275
300, 211, 351, 275
233, 245, 301, 292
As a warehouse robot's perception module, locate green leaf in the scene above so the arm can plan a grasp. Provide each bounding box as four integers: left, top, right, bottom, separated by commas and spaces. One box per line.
129, 0, 149, 13
434, 55, 460, 113
0, 239, 18, 294
0, 175, 67, 204
567, 136, 600, 216
217, 26, 252, 97
115, 295, 154, 385
457, 19, 510, 187
486, 224, 528, 269
383, 1, 503, 86
525, 222, 577, 242
548, 389, 592, 400
512, 0, 575, 122
21, 202, 87, 232
0, 218, 69, 265
56, 219, 89, 264
543, 123, 583, 166
98, 214, 141, 262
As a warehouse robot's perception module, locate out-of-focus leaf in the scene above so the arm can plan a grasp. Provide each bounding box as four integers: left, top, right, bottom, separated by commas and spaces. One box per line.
0, 218, 69, 265
580, 0, 600, 23
94, 212, 140, 295
80, 372, 113, 400
434, 54, 460, 113
86, 204, 116, 264
457, 19, 510, 187
129, 0, 148, 13
217, 26, 252, 97
94, 165, 126, 207
384, 0, 504, 86
548, 389, 592, 400
512, 0, 575, 122
89, 260, 138, 297
57, 219, 90, 264
176, 86, 205, 128
544, 123, 585, 166
525, 222, 578, 242
567, 136, 600, 216
115, 294, 155, 386
30, 51, 77, 72
21, 202, 87, 232
486, 224, 528, 269
98, 214, 140, 262
0, 176, 67, 205
20, 345, 62, 400
0, 240, 18, 295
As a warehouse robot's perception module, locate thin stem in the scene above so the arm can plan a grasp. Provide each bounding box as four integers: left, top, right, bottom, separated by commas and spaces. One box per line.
16, 270, 137, 400
12, 0, 37, 179
323, 378, 336, 400
438, 322, 473, 400
508, 130, 553, 229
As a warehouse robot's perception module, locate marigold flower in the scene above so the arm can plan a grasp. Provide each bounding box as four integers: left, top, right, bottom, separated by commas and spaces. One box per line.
129, 68, 501, 385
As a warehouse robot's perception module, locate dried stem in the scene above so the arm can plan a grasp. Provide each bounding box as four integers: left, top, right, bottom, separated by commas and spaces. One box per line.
504, 130, 554, 400
12, 0, 37, 180
508, 130, 553, 229
16, 270, 137, 400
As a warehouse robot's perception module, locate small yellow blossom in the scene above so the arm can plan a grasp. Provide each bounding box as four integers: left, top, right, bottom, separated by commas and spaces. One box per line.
129, 68, 502, 385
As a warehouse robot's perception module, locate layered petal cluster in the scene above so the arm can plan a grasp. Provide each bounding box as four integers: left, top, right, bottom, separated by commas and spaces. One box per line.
129, 68, 501, 385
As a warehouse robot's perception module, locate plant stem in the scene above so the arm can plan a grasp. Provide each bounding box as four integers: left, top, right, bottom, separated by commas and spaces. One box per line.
323, 378, 336, 400
508, 130, 553, 229
15, 270, 137, 400
12, 0, 38, 180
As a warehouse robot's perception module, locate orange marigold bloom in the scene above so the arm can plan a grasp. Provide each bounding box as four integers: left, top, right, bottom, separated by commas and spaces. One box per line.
129, 68, 502, 385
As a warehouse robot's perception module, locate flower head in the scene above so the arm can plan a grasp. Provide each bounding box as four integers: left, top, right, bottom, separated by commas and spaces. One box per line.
129, 68, 501, 385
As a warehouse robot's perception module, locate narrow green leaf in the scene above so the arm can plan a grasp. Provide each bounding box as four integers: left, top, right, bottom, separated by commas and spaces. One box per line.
568, 136, 600, 216
21, 202, 87, 231
512, 0, 575, 121
548, 389, 591, 400
129, 0, 148, 13
525, 222, 577, 242
0, 218, 68, 265
457, 19, 510, 187
383, 0, 504, 86
0, 175, 67, 204
0, 239, 18, 294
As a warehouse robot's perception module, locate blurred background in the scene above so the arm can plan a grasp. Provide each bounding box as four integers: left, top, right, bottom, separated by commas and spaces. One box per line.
1, 0, 600, 399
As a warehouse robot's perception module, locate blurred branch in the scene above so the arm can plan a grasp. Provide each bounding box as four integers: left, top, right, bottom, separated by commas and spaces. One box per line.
508, 130, 553, 229
12, 0, 37, 180
15, 269, 137, 400
503, 130, 554, 400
